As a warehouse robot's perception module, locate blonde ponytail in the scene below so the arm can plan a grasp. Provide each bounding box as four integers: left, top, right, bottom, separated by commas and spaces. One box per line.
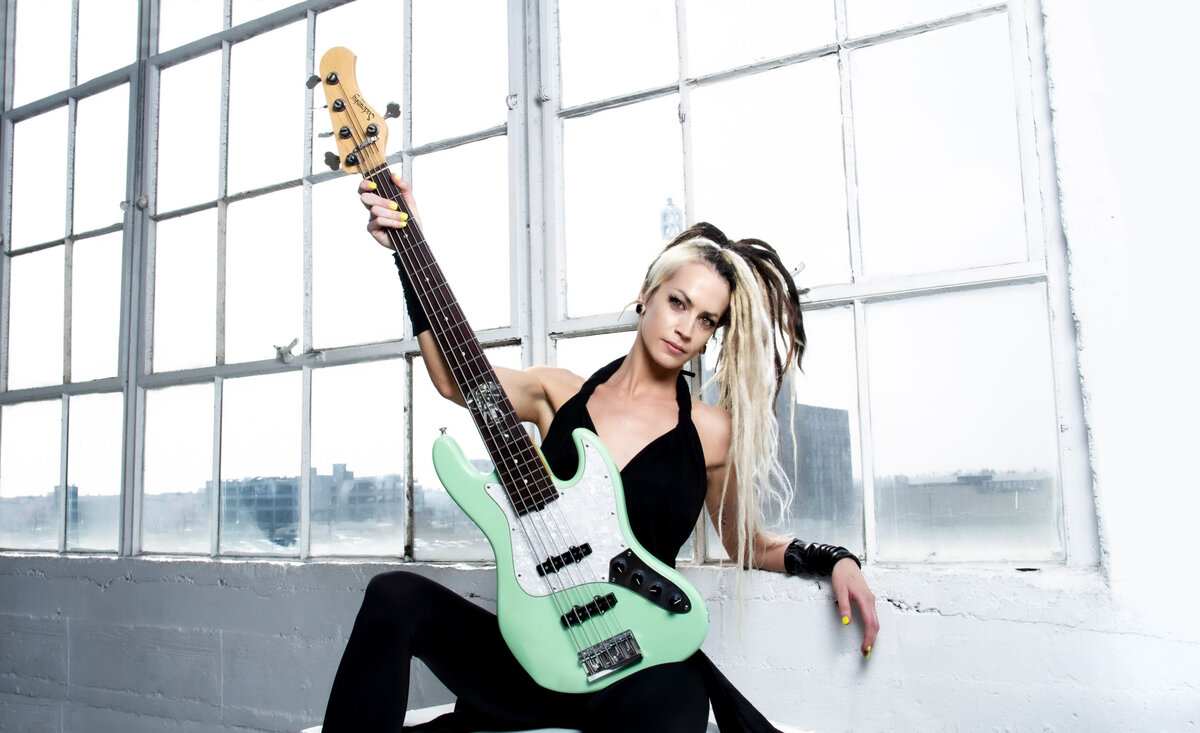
640, 223, 807, 575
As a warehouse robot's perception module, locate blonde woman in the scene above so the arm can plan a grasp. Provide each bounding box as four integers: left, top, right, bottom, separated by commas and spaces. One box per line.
321, 178, 879, 733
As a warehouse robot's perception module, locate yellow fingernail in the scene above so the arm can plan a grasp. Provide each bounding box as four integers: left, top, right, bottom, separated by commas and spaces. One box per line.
865, 648, 872, 659
399, 220, 407, 228
399, 212, 409, 221
842, 616, 850, 625
389, 202, 399, 211
368, 181, 377, 190
393, 174, 402, 184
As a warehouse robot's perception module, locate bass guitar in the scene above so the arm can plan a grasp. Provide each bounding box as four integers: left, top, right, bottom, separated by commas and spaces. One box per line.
317, 46, 708, 694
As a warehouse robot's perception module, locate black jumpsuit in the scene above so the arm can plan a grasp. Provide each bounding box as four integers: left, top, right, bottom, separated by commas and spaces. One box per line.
321, 358, 780, 733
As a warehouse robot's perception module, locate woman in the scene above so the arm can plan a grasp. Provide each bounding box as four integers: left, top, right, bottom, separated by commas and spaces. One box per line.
321, 177, 879, 733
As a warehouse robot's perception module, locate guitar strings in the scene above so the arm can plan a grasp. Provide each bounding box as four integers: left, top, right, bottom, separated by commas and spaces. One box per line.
330, 82, 632, 656
376, 186, 627, 652
381, 193, 624, 653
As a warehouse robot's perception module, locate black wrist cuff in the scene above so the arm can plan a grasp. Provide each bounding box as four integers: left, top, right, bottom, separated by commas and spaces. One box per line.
393, 251, 431, 336
783, 539, 861, 577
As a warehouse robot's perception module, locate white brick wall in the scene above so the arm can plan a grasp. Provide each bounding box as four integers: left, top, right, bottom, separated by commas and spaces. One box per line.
2, 558, 1198, 732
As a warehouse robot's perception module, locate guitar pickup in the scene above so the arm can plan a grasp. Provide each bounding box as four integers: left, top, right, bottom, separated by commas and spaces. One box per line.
537, 543, 592, 576
560, 592, 618, 628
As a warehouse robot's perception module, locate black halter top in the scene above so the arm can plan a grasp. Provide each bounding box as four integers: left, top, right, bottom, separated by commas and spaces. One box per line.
538, 357, 708, 568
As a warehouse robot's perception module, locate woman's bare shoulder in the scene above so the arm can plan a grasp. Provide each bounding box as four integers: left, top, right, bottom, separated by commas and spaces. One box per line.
525, 365, 586, 411
690, 399, 731, 469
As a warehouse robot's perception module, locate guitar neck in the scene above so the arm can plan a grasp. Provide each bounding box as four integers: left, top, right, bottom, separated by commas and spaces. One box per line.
366, 167, 557, 514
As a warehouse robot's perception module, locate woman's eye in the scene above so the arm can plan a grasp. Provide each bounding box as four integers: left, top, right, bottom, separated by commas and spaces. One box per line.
669, 296, 684, 308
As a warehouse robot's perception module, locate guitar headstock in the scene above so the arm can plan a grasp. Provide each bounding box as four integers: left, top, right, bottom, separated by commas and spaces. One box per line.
318, 46, 390, 176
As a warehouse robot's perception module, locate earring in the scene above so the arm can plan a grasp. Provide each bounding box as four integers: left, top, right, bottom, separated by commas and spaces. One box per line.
635, 303, 643, 315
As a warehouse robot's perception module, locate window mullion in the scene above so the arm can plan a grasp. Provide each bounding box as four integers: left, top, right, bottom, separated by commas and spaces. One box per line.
541, 0, 567, 348
834, 0, 863, 285
402, 0, 415, 561
299, 365, 312, 559
211, 376, 224, 556
58, 395, 69, 552
1017, 0, 1099, 567
852, 299, 877, 561
1007, 0, 1048, 268
128, 0, 160, 557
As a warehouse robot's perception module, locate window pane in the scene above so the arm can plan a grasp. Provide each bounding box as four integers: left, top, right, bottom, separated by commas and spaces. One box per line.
13, 0, 70, 107
220, 372, 301, 555
78, 0, 138, 82
228, 23, 306, 194
8, 248, 65, 390
563, 97, 683, 317
558, 0, 678, 107
696, 324, 861, 562
157, 53, 222, 213
852, 16, 1026, 278
554, 332, 635, 378
314, 0, 406, 160
847, 0, 995, 38
311, 360, 406, 556
867, 285, 1064, 562
71, 232, 123, 382
685, 0, 835, 77
0, 400, 62, 550
226, 188, 302, 364
691, 59, 850, 287
312, 175, 405, 349
153, 211, 217, 372
74, 85, 130, 233
159, 0, 224, 53
231, 0, 296, 26
411, 0, 507, 144
10, 108, 68, 249
411, 136, 510, 332
412, 346, 521, 561
143, 383, 214, 554
66, 392, 123, 551
777, 306, 863, 552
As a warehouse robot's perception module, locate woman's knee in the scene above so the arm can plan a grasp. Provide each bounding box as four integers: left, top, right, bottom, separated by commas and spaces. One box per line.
362, 570, 439, 616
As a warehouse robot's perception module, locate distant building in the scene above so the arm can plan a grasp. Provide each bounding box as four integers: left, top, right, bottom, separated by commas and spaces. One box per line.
778, 401, 856, 524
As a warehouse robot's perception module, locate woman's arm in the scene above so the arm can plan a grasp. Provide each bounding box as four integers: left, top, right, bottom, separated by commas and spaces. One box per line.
358, 176, 563, 431
698, 403, 880, 657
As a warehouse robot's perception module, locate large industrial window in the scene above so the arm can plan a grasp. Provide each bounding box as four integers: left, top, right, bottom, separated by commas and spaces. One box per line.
1, 0, 1087, 567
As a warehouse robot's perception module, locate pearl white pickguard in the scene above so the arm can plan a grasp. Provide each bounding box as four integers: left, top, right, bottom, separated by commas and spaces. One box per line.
485, 436, 629, 596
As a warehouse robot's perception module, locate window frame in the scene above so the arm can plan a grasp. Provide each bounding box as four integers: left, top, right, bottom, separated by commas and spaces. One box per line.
0, 0, 1097, 568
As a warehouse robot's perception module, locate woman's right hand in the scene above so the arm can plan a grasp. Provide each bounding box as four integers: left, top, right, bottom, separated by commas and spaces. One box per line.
359, 176, 422, 249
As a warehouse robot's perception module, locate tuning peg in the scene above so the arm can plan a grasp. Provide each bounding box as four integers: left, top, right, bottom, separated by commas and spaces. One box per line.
324, 151, 341, 171
305, 74, 321, 89
385, 102, 401, 120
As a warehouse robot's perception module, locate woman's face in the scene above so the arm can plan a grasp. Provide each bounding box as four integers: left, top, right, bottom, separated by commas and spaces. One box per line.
638, 261, 731, 370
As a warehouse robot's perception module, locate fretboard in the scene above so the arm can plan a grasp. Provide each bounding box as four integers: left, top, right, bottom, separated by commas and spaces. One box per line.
367, 167, 558, 514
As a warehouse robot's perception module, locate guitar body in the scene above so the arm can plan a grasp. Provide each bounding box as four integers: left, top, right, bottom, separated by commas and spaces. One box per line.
433, 427, 709, 693
318, 45, 709, 693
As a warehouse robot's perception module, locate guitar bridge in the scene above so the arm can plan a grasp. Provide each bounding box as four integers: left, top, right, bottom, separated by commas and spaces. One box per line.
578, 630, 642, 682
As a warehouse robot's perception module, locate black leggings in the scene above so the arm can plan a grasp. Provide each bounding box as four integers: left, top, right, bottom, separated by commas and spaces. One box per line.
321, 570, 710, 733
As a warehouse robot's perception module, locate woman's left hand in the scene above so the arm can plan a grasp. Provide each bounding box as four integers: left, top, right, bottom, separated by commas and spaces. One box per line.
831, 557, 879, 658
